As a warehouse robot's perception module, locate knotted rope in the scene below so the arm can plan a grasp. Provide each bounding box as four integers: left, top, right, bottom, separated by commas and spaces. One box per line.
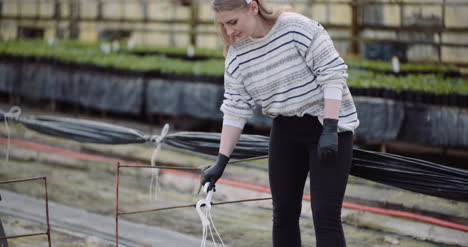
3, 106, 21, 162
147, 124, 169, 201
196, 183, 225, 247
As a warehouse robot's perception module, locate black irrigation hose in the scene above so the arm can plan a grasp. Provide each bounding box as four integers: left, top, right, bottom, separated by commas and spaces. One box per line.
1, 109, 467, 202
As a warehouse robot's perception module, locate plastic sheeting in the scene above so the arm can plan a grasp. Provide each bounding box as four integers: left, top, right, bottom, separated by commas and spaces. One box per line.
0, 60, 272, 125
145, 79, 273, 125
0, 63, 17, 95
1, 109, 467, 202
146, 79, 225, 120
353, 97, 405, 141
2, 60, 468, 147
0, 62, 144, 115
74, 72, 144, 114
19, 64, 56, 100
399, 104, 468, 147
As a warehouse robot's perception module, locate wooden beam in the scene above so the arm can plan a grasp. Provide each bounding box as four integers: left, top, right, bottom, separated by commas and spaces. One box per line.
189, 0, 199, 46
350, 0, 360, 55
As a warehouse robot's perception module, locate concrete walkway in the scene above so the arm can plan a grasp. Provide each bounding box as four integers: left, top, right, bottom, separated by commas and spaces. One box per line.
0, 189, 218, 247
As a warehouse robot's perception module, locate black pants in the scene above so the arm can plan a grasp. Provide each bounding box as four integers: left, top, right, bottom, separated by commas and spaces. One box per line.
268, 115, 353, 247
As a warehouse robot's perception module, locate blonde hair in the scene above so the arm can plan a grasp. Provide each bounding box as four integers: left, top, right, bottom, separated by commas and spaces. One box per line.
212, 0, 287, 54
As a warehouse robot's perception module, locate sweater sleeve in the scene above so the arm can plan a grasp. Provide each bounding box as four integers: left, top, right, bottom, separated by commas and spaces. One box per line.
220, 47, 255, 119
293, 17, 348, 91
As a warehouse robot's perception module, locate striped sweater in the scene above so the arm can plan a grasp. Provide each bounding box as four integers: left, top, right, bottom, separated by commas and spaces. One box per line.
221, 12, 359, 133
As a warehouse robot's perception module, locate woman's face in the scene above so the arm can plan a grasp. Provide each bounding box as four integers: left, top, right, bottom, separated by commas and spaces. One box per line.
215, 4, 258, 41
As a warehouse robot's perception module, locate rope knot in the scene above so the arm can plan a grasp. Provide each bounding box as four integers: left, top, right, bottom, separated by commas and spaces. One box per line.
3, 106, 22, 162
4, 106, 22, 122
148, 123, 170, 201
149, 123, 169, 145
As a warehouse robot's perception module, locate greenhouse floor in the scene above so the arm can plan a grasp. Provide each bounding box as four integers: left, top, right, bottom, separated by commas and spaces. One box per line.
0, 103, 467, 247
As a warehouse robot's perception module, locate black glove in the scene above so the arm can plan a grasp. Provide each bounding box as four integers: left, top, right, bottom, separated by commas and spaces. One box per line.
318, 118, 338, 161
201, 153, 230, 192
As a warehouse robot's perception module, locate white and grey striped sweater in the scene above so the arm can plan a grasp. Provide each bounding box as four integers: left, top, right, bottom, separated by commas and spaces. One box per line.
221, 12, 359, 133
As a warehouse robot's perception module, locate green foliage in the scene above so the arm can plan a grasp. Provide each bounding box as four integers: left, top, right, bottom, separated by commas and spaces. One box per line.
0, 39, 225, 76
344, 57, 459, 73
1, 39, 467, 95
347, 70, 468, 95
126, 44, 225, 58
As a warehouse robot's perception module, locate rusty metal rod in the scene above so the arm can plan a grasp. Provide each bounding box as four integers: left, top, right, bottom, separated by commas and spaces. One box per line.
0, 176, 51, 246
228, 155, 268, 164
118, 165, 201, 170
116, 163, 120, 247
212, 197, 272, 206
0, 232, 47, 240
118, 197, 272, 216
118, 155, 267, 170
118, 203, 198, 216
113, 155, 269, 246
43, 177, 52, 247
0, 177, 46, 184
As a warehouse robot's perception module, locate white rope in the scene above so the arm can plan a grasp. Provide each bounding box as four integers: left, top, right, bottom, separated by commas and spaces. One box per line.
196, 183, 225, 247
148, 124, 169, 201
3, 106, 21, 162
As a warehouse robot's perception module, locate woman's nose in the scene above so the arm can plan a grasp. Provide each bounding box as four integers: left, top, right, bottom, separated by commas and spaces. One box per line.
226, 26, 235, 36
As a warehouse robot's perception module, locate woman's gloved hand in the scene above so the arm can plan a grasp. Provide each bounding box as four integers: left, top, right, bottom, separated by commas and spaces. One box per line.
318, 118, 338, 161
201, 153, 230, 192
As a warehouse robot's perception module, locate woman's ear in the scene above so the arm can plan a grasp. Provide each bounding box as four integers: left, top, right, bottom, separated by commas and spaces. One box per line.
249, 1, 259, 15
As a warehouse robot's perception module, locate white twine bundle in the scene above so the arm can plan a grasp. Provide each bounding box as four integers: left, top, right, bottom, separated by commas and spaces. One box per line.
196, 183, 225, 247
148, 124, 169, 201
3, 106, 21, 162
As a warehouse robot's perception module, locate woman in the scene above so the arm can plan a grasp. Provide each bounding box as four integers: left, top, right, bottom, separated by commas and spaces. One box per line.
202, 0, 359, 246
